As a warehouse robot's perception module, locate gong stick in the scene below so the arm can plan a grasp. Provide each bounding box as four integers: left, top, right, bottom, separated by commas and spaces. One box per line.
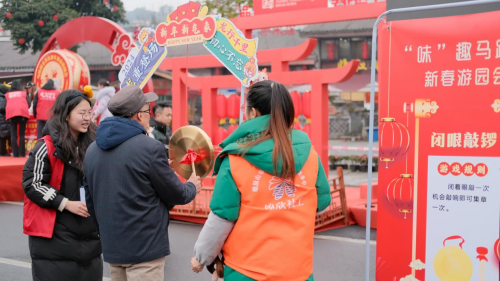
191, 160, 197, 177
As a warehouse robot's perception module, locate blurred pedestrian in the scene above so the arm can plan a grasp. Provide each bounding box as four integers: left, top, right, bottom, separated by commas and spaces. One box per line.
0, 85, 10, 156
5, 80, 30, 157
33, 79, 60, 139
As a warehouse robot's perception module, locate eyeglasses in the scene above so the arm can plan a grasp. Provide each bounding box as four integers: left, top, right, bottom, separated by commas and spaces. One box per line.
79, 112, 95, 120
138, 109, 151, 115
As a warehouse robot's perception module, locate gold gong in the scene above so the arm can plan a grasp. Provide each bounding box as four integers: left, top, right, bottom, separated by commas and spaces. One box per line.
169, 126, 214, 180
433, 246, 473, 281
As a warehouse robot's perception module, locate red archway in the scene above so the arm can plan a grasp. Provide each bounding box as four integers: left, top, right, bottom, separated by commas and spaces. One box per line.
38, 16, 154, 92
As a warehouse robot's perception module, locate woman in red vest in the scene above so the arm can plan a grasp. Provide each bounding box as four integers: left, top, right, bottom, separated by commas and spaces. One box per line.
22, 88, 102, 281
33, 79, 60, 139
5, 80, 30, 157
191, 80, 331, 281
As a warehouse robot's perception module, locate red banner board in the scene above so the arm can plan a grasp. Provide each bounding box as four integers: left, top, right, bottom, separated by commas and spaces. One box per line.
377, 11, 500, 281
253, 0, 385, 15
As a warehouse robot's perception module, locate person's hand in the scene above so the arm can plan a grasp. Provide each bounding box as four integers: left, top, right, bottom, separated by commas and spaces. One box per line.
64, 201, 90, 217
191, 257, 203, 273
188, 173, 202, 194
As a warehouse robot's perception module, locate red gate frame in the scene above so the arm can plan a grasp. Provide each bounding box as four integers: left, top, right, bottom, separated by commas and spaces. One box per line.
161, 3, 385, 172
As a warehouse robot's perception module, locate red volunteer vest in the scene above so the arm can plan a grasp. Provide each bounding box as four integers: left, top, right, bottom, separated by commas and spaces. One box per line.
23, 135, 64, 238
36, 89, 59, 120
5, 90, 29, 120
223, 147, 319, 281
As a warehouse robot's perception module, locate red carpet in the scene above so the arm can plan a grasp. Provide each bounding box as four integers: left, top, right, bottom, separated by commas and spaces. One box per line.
0, 156, 27, 201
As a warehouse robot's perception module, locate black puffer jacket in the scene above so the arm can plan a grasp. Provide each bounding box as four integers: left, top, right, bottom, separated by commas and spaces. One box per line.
22, 121, 102, 281
0, 91, 10, 138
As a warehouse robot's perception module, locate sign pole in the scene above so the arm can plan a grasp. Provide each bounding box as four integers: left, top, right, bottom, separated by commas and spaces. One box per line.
240, 84, 245, 124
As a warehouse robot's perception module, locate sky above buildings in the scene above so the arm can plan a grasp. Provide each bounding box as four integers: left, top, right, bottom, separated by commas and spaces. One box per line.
122, 0, 188, 11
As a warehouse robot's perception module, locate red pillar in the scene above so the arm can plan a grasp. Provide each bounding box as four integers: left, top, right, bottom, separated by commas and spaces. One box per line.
202, 79, 218, 144
172, 66, 188, 131
310, 79, 329, 175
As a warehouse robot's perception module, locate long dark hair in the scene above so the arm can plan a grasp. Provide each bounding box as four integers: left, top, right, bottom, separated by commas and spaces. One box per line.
9, 80, 21, 91
98, 79, 110, 87
242, 80, 296, 179
49, 90, 96, 172
41, 79, 55, 90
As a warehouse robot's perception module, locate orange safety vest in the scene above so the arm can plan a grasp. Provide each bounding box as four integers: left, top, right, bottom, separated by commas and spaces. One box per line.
223, 147, 319, 281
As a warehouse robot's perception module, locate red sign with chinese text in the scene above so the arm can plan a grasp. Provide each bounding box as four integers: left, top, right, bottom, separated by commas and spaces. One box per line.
377, 11, 500, 281
253, 0, 385, 15
155, 16, 216, 47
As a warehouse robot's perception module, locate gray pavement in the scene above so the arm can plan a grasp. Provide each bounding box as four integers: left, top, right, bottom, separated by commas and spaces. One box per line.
0, 202, 376, 281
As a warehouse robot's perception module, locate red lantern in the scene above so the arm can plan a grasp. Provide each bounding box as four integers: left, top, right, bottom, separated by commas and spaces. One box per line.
302, 124, 311, 136
494, 238, 500, 260
301, 90, 311, 121
327, 43, 334, 60
216, 94, 227, 124
53, 14, 58, 21
290, 91, 302, 118
227, 94, 240, 124
362, 41, 369, 60
6, 12, 12, 19
18, 38, 25, 44
113, 5, 119, 12
228, 124, 238, 135
214, 128, 228, 145
38, 20, 44, 27
379, 117, 410, 168
387, 174, 414, 219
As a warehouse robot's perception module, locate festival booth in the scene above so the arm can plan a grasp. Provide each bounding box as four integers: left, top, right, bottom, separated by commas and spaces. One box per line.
1, 1, 387, 233
365, 2, 500, 280
113, 1, 384, 230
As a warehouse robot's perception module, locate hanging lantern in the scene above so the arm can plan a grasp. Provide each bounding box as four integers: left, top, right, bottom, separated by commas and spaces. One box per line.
327, 42, 335, 60
387, 174, 413, 219
6, 12, 12, 19
362, 41, 369, 60
227, 94, 240, 124
53, 14, 58, 21
494, 238, 500, 260
228, 124, 238, 135
18, 38, 25, 44
216, 94, 227, 125
379, 117, 410, 168
113, 5, 119, 12
302, 124, 311, 136
214, 127, 229, 146
38, 20, 44, 27
302, 90, 311, 124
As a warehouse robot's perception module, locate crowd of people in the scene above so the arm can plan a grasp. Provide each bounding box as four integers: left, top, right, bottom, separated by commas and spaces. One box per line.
18, 79, 330, 281
0, 78, 173, 158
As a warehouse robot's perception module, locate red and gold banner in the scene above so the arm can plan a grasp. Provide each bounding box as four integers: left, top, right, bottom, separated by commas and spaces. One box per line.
377, 11, 500, 281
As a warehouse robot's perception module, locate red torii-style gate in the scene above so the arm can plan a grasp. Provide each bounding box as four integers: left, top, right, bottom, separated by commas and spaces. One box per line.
161, 3, 385, 172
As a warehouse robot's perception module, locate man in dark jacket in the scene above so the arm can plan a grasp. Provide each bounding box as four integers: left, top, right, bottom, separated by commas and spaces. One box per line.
84, 85, 201, 281
149, 101, 172, 157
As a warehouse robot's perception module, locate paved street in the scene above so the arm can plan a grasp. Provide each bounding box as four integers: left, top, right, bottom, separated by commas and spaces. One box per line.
0, 202, 376, 281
